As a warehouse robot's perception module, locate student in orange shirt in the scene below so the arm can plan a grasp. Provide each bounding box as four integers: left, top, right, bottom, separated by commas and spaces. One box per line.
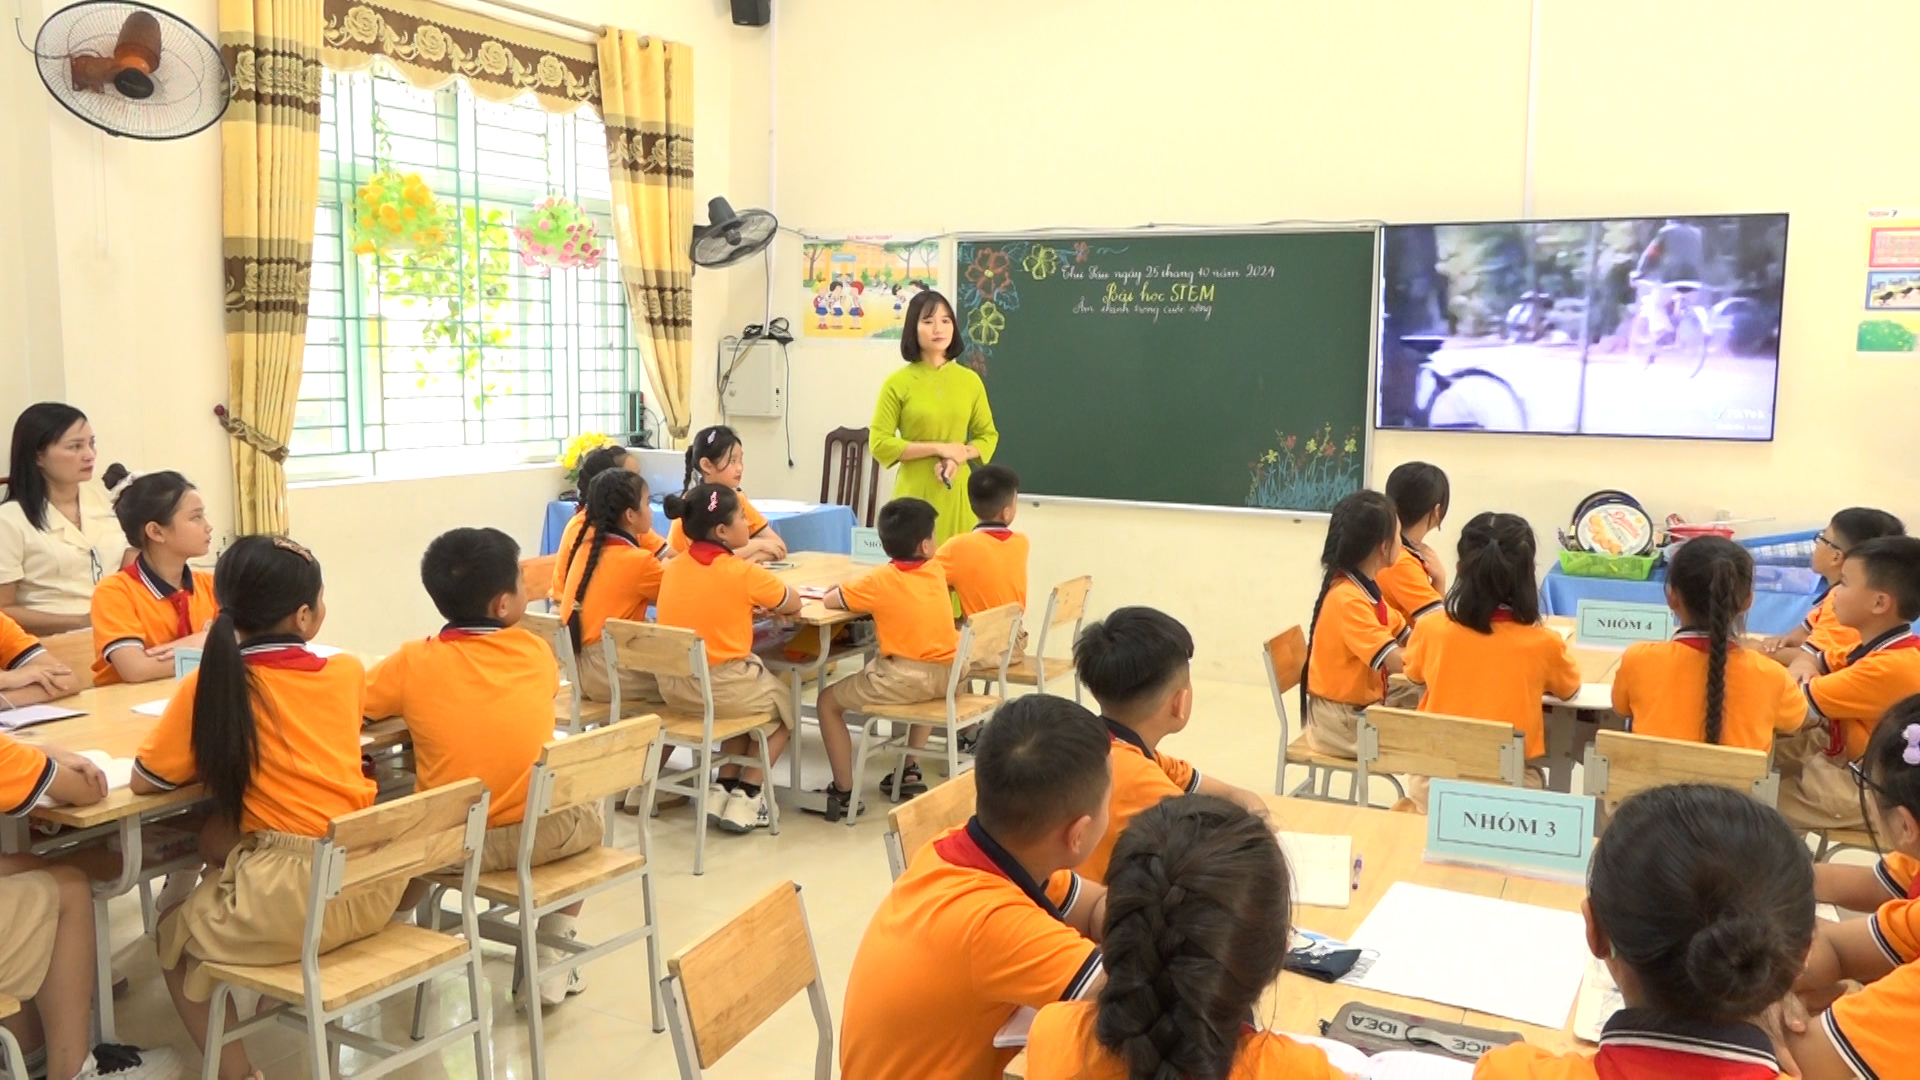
1777, 536, 1920, 830
935, 464, 1029, 624
89, 471, 218, 685
549, 445, 672, 602
131, 537, 385, 1080
556, 468, 665, 706
1474, 785, 1812, 1080
1303, 490, 1414, 757
666, 426, 786, 562
840, 695, 1110, 1080
0, 609, 78, 709
1027, 795, 1342, 1080
656, 483, 803, 834
365, 526, 595, 1009
1071, 606, 1268, 883
1783, 707, 1920, 1080
1762, 507, 1904, 664
1611, 536, 1805, 751
1378, 461, 1450, 626
1403, 513, 1579, 796
816, 498, 959, 816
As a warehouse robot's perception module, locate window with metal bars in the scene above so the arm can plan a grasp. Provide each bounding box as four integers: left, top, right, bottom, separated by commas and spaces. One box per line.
292, 68, 647, 478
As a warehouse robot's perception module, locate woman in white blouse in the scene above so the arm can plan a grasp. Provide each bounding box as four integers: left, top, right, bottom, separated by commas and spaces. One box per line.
0, 403, 131, 634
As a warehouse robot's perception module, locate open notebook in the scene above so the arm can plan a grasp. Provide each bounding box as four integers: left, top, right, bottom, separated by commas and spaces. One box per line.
34, 749, 134, 807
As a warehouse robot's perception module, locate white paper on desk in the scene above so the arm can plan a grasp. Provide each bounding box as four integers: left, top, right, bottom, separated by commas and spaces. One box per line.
133, 698, 169, 716
1358, 1052, 1476, 1079
752, 498, 818, 514
1276, 830, 1353, 909
1345, 882, 1588, 1030
0, 704, 84, 730
993, 1006, 1036, 1048
35, 750, 134, 807
796, 586, 831, 600
1571, 955, 1622, 1043
1552, 683, 1614, 711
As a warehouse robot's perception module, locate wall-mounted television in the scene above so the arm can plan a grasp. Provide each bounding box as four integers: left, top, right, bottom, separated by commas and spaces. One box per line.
1376, 214, 1787, 441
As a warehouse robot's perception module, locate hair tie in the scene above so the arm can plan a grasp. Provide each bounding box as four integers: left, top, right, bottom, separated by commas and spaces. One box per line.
1903, 723, 1920, 767
708, 490, 720, 512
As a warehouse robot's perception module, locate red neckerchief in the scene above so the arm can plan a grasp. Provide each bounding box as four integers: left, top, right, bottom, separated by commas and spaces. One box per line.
1671, 628, 1724, 654
129, 558, 196, 639
688, 540, 731, 566
1345, 572, 1388, 626
974, 524, 1016, 543
933, 817, 1064, 918
239, 638, 326, 671
1591, 1010, 1781, 1080
892, 557, 931, 571
436, 622, 504, 642
1489, 607, 1516, 624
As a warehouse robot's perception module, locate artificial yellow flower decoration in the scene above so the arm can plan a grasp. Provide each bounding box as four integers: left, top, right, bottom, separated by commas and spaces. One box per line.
351, 169, 453, 258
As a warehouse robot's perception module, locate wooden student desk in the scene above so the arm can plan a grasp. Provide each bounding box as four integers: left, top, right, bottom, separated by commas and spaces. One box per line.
765, 552, 874, 810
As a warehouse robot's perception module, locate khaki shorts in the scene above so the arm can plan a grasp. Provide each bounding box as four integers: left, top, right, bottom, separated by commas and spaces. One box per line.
1775, 725, 1865, 829
0, 871, 59, 998
159, 832, 405, 1003
832, 656, 951, 712
1302, 683, 1422, 758
576, 641, 665, 706
658, 654, 794, 729
481, 803, 604, 872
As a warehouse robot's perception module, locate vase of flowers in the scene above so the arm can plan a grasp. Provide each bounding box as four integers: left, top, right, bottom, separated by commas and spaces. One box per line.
558, 431, 616, 493
514, 197, 605, 274
350, 170, 453, 258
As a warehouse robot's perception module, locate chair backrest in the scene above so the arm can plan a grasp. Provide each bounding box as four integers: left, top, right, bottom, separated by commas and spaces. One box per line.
602, 618, 701, 680
529, 716, 663, 820
959, 603, 1024, 682
666, 881, 833, 1077
1264, 627, 1308, 697
884, 769, 976, 879
39, 629, 94, 691
820, 426, 879, 528
1032, 575, 1092, 656
1358, 706, 1526, 787
521, 611, 583, 719
521, 554, 558, 604
321, 778, 488, 900
1584, 729, 1777, 808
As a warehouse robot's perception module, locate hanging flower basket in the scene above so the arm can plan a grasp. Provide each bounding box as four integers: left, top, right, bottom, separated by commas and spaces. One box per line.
351, 170, 453, 259
513, 197, 605, 273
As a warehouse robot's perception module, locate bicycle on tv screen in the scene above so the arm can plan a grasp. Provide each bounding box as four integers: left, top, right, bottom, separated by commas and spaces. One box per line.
1376, 214, 1787, 441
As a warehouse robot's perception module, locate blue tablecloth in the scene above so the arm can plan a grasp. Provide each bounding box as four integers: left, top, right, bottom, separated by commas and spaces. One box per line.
1541, 565, 1818, 635
539, 498, 855, 556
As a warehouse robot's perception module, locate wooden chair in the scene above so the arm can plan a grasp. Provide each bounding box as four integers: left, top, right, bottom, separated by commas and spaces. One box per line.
522, 611, 613, 734
821, 425, 880, 527
884, 768, 977, 879
1003, 576, 1092, 703
39, 628, 94, 691
521, 553, 558, 610
1582, 729, 1777, 811
1356, 707, 1527, 797
1264, 627, 1401, 805
663, 881, 833, 1080
196, 780, 493, 1080
417, 717, 666, 1080
603, 619, 782, 875
1812, 826, 1879, 862
842, 603, 1022, 828
0, 994, 27, 1080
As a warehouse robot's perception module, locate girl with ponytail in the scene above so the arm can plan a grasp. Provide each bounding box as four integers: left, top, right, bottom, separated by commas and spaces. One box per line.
132, 536, 391, 1080
1378, 461, 1451, 625
1610, 536, 1805, 751
548, 444, 671, 602
1477, 785, 1813, 1079
556, 468, 665, 705
1024, 795, 1343, 1080
1301, 490, 1412, 758
666, 425, 787, 563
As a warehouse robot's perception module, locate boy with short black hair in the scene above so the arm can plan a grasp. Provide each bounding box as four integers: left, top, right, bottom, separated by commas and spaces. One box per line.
839, 695, 1110, 1080
1071, 606, 1270, 882
815, 498, 960, 815
365, 526, 595, 1009
936, 465, 1029, 623
1765, 507, 1906, 663
1777, 536, 1920, 829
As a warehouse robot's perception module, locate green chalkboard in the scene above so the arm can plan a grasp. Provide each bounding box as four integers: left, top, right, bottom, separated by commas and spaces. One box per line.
954, 230, 1376, 513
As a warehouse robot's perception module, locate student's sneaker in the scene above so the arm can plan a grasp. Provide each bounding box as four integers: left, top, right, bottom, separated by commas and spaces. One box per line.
75, 1045, 182, 1080
878, 762, 927, 800
806, 783, 865, 823
536, 942, 588, 1008
703, 783, 730, 825
717, 790, 770, 833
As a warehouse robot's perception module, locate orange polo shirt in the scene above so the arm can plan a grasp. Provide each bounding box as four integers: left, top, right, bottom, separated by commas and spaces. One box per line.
1025, 1001, 1343, 1080
1801, 587, 1861, 657
1475, 1011, 1787, 1079
667, 492, 770, 552
1825, 897, 1920, 1079
1611, 632, 1807, 751
0, 613, 45, 672
935, 525, 1030, 617
135, 639, 375, 838
838, 558, 959, 664
1307, 573, 1409, 707
1403, 612, 1580, 758
555, 529, 664, 646
1377, 540, 1445, 625
364, 624, 560, 828
841, 820, 1100, 1080
1876, 853, 1920, 902
655, 541, 791, 662
1806, 625, 1920, 761
1079, 718, 1199, 884
0, 732, 54, 818
550, 511, 667, 600
88, 557, 219, 686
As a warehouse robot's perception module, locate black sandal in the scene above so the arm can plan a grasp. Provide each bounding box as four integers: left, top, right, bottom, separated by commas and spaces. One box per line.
880, 762, 927, 800
810, 783, 862, 823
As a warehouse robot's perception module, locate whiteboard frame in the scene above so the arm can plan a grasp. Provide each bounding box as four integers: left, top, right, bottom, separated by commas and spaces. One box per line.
948, 222, 1387, 522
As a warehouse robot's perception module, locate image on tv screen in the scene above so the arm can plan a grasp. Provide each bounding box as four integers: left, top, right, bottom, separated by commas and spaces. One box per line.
1377, 214, 1787, 440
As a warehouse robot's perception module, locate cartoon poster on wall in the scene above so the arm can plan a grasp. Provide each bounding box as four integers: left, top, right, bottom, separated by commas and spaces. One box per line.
799, 235, 947, 341
1858, 208, 1920, 357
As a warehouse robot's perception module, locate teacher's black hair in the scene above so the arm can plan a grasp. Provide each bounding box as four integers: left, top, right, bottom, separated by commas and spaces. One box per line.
4, 402, 90, 532
1665, 536, 1752, 745
662, 482, 741, 548
900, 289, 964, 361
1446, 511, 1541, 634
1301, 491, 1398, 720
1385, 461, 1449, 535
684, 425, 743, 492
1590, 785, 1813, 1025
113, 471, 196, 551
877, 497, 938, 560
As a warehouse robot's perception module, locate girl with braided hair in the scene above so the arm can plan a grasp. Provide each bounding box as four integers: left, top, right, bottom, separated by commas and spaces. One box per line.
1025, 794, 1342, 1079
555, 468, 665, 705
1302, 490, 1415, 758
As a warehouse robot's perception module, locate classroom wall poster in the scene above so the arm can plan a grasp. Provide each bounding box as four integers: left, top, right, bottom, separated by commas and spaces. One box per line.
799, 235, 948, 341
1857, 208, 1920, 357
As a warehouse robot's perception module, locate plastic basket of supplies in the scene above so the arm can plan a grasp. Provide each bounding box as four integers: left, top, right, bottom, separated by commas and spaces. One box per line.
1557, 549, 1658, 581
1742, 530, 1818, 569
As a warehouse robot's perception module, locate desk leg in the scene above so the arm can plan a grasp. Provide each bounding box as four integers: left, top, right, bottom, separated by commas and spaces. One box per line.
89, 816, 144, 1044
1544, 707, 1575, 794
773, 624, 834, 816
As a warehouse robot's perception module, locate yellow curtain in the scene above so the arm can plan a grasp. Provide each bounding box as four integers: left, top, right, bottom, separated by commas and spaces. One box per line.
220, 0, 325, 534
597, 31, 693, 442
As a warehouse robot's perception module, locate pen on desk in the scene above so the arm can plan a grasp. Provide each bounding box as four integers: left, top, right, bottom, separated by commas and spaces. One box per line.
1350, 856, 1363, 891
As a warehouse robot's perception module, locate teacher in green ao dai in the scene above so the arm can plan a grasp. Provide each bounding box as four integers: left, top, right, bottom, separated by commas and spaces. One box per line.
869, 289, 999, 545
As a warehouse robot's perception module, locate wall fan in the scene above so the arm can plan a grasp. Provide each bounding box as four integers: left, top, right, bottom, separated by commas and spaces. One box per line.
31, 0, 230, 140
690, 196, 777, 270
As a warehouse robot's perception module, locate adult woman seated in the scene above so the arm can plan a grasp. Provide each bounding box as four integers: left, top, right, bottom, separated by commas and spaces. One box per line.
0, 403, 130, 634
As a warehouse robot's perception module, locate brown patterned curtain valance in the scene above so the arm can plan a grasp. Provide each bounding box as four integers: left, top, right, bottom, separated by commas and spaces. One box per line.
320, 0, 598, 114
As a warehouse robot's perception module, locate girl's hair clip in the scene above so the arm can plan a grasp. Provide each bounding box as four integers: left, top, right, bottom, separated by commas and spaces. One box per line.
706, 430, 718, 444
270, 535, 315, 562
708, 491, 720, 512
1903, 723, 1920, 767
